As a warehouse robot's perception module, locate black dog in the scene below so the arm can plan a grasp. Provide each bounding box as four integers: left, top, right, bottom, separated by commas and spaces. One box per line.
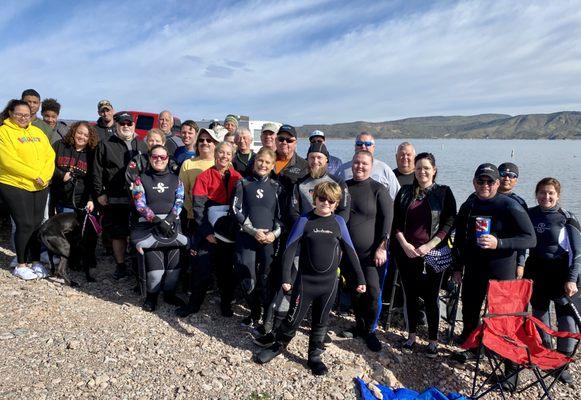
38, 211, 99, 286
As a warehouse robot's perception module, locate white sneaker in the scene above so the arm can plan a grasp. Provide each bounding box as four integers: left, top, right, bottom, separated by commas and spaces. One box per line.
13, 266, 38, 280
31, 262, 49, 279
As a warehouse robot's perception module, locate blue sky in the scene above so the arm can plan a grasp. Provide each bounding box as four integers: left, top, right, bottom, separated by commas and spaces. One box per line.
2, 0, 581, 124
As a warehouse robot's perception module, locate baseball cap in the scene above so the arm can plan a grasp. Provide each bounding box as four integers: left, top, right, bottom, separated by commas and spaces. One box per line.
261, 122, 279, 134
474, 163, 500, 180
498, 162, 519, 178
114, 111, 133, 124
307, 142, 329, 159
309, 130, 325, 140
98, 100, 113, 111
278, 124, 297, 138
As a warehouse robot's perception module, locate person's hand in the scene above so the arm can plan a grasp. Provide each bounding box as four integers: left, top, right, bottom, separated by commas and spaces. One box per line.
516, 266, 524, 279
374, 247, 387, 267
254, 229, 267, 243
35, 177, 45, 186
97, 194, 108, 206
190, 249, 198, 256
136, 246, 144, 255
565, 281, 578, 297
453, 270, 463, 285
282, 283, 292, 292
477, 234, 498, 249
402, 242, 420, 258
416, 244, 433, 257
206, 234, 217, 244
264, 232, 276, 244
85, 201, 95, 213
356, 284, 366, 293
63, 172, 72, 182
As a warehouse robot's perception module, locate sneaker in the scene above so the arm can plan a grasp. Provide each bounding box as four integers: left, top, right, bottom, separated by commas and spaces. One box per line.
12, 266, 38, 280
255, 342, 284, 364
402, 341, 416, 354
364, 332, 382, 352
426, 343, 439, 359
307, 359, 328, 375
31, 262, 49, 279
254, 332, 276, 347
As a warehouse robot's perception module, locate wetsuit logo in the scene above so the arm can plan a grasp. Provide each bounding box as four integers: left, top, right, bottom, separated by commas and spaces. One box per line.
153, 183, 169, 193
535, 222, 550, 233
256, 189, 264, 199
313, 228, 333, 234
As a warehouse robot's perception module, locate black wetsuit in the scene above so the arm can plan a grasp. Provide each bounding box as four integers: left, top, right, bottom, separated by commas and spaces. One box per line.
346, 177, 391, 334
526, 206, 581, 353
232, 173, 282, 321
275, 211, 365, 359
454, 193, 536, 337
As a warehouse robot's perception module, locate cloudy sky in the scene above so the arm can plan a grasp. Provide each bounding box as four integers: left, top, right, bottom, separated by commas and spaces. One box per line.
2, 0, 580, 124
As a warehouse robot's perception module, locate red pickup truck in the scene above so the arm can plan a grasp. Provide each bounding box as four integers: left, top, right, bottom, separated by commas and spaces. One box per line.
127, 111, 182, 138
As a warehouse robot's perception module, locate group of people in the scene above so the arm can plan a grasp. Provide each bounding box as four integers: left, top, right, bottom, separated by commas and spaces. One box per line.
0, 89, 579, 381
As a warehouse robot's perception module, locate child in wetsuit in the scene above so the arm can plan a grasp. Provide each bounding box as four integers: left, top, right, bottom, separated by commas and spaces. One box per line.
231, 147, 282, 326
255, 181, 366, 375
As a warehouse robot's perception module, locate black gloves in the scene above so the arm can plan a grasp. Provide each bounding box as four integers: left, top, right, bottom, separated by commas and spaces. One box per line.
152, 216, 175, 238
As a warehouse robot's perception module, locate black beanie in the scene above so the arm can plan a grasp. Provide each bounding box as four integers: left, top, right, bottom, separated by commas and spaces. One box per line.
307, 142, 329, 159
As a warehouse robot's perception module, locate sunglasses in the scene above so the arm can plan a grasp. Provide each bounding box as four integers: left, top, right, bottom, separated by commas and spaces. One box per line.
500, 171, 518, 179
476, 178, 495, 186
355, 140, 374, 147
277, 136, 296, 144
150, 154, 168, 161
118, 122, 133, 127
197, 138, 214, 143
317, 196, 337, 204
310, 138, 324, 144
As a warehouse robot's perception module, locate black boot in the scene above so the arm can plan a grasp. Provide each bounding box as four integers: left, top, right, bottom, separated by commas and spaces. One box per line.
113, 263, 130, 280
307, 343, 328, 376
142, 292, 159, 312
164, 291, 185, 306
255, 341, 286, 364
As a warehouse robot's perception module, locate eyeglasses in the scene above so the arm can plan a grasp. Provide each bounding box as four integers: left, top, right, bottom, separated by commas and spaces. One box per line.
310, 138, 324, 144
317, 196, 337, 204
150, 154, 168, 161
355, 140, 374, 147
197, 138, 214, 143
118, 122, 133, 127
12, 112, 31, 119
476, 178, 495, 186
500, 171, 518, 179
277, 136, 296, 144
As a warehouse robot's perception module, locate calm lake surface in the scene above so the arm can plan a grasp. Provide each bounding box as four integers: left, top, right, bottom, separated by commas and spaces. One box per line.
297, 139, 581, 213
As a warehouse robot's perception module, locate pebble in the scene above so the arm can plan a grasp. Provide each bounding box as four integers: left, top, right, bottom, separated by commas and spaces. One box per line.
0, 332, 15, 340
67, 340, 80, 350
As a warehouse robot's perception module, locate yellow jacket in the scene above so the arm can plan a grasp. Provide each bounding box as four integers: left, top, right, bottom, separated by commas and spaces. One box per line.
179, 157, 214, 219
0, 118, 55, 191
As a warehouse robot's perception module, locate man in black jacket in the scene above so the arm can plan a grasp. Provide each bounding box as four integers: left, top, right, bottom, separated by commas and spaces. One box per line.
95, 100, 116, 141
93, 112, 148, 279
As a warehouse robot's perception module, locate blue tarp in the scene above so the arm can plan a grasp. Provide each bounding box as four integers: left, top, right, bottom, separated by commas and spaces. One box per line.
355, 377, 467, 400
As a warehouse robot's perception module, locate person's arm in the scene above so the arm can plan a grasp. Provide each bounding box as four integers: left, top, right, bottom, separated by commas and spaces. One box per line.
192, 174, 209, 230
384, 167, 401, 203
131, 177, 156, 221
125, 154, 145, 188
179, 162, 194, 220
271, 181, 283, 239
281, 216, 308, 286
289, 182, 302, 224
565, 212, 581, 287
497, 204, 537, 250
336, 179, 351, 223
452, 202, 469, 272
336, 216, 366, 287
92, 142, 105, 198
51, 141, 66, 181
167, 179, 184, 223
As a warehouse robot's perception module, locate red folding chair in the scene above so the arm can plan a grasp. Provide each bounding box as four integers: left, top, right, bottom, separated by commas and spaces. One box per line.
461, 279, 581, 399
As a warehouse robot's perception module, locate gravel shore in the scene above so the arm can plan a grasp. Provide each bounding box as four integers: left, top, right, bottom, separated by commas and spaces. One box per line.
0, 214, 577, 399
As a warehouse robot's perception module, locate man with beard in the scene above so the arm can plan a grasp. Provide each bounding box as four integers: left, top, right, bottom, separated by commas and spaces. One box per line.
93, 112, 148, 279
95, 100, 116, 141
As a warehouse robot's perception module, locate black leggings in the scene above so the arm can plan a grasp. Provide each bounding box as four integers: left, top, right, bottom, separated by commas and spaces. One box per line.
234, 233, 275, 320
142, 247, 181, 294
352, 262, 386, 334
397, 252, 444, 340
276, 274, 339, 359
0, 183, 48, 263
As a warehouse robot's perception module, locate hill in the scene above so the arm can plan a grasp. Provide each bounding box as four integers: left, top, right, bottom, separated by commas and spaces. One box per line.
297, 112, 581, 139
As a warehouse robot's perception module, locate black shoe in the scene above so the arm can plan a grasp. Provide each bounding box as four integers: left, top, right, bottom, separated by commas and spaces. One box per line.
254, 332, 276, 347
307, 359, 328, 376
241, 316, 260, 328
220, 304, 234, 317
253, 324, 268, 337
340, 327, 361, 339
425, 343, 439, 359
113, 263, 130, 280
255, 342, 284, 364
364, 332, 382, 352
176, 302, 200, 317
402, 341, 416, 354
555, 368, 573, 385
451, 349, 476, 363
142, 293, 158, 312
164, 292, 185, 306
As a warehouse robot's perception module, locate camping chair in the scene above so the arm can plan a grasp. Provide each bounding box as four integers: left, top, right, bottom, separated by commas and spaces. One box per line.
440, 275, 462, 343
461, 279, 581, 400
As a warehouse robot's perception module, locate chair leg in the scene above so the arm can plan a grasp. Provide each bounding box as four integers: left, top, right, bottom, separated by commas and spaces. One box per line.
383, 268, 400, 330
533, 367, 554, 400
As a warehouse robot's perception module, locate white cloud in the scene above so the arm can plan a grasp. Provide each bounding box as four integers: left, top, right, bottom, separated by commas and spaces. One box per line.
1, 0, 580, 124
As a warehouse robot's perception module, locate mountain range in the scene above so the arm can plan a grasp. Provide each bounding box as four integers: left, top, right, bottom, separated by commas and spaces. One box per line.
296, 111, 581, 139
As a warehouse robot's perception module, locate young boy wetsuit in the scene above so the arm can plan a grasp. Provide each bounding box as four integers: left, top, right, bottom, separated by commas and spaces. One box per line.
255, 181, 366, 375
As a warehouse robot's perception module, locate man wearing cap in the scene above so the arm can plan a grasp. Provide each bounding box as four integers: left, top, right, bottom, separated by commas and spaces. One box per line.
393, 142, 416, 186
453, 163, 536, 344
308, 130, 343, 175
95, 100, 116, 141
260, 122, 279, 151
224, 114, 239, 135
290, 142, 350, 224
93, 111, 148, 279
337, 132, 400, 204
232, 127, 254, 177
158, 110, 183, 155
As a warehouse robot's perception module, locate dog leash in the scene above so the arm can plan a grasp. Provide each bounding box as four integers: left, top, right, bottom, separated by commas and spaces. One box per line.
81, 211, 103, 237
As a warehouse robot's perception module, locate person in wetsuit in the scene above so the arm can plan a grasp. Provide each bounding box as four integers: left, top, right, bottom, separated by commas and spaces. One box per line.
255, 181, 366, 375
342, 150, 391, 352
525, 177, 580, 384
231, 147, 282, 326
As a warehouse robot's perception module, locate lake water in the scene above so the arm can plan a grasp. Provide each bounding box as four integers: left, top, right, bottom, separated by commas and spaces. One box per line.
296, 139, 581, 213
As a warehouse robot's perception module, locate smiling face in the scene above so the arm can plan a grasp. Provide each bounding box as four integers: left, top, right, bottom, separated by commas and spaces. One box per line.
355, 133, 375, 154
308, 152, 328, 178
414, 158, 436, 188
214, 143, 233, 170
275, 133, 297, 159
224, 121, 237, 134
150, 147, 169, 172
352, 153, 373, 181
236, 131, 252, 153
73, 124, 90, 149
261, 130, 277, 150
473, 176, 500, 200
536, 184, 560, 209
180, 125, 197, 147
99, 107, 114, 124
196, 132, 217, 157
22, 95, 40, 116
146, 133, 164, 149
253, 153, 275, 177
314, 195, 338, 216
397, 144, 416, 174
116, 119, 135, 140
159, 112, 173, 134
499, 172, 518, 193
42, 110, 59, 129
9, 104, 31, 128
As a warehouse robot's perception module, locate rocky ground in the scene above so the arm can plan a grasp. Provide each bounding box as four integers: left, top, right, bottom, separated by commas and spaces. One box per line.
0, 215, 577, 399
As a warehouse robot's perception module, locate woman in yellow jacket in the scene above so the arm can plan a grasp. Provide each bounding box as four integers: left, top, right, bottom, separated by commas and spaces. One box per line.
0, 100, 55, 280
